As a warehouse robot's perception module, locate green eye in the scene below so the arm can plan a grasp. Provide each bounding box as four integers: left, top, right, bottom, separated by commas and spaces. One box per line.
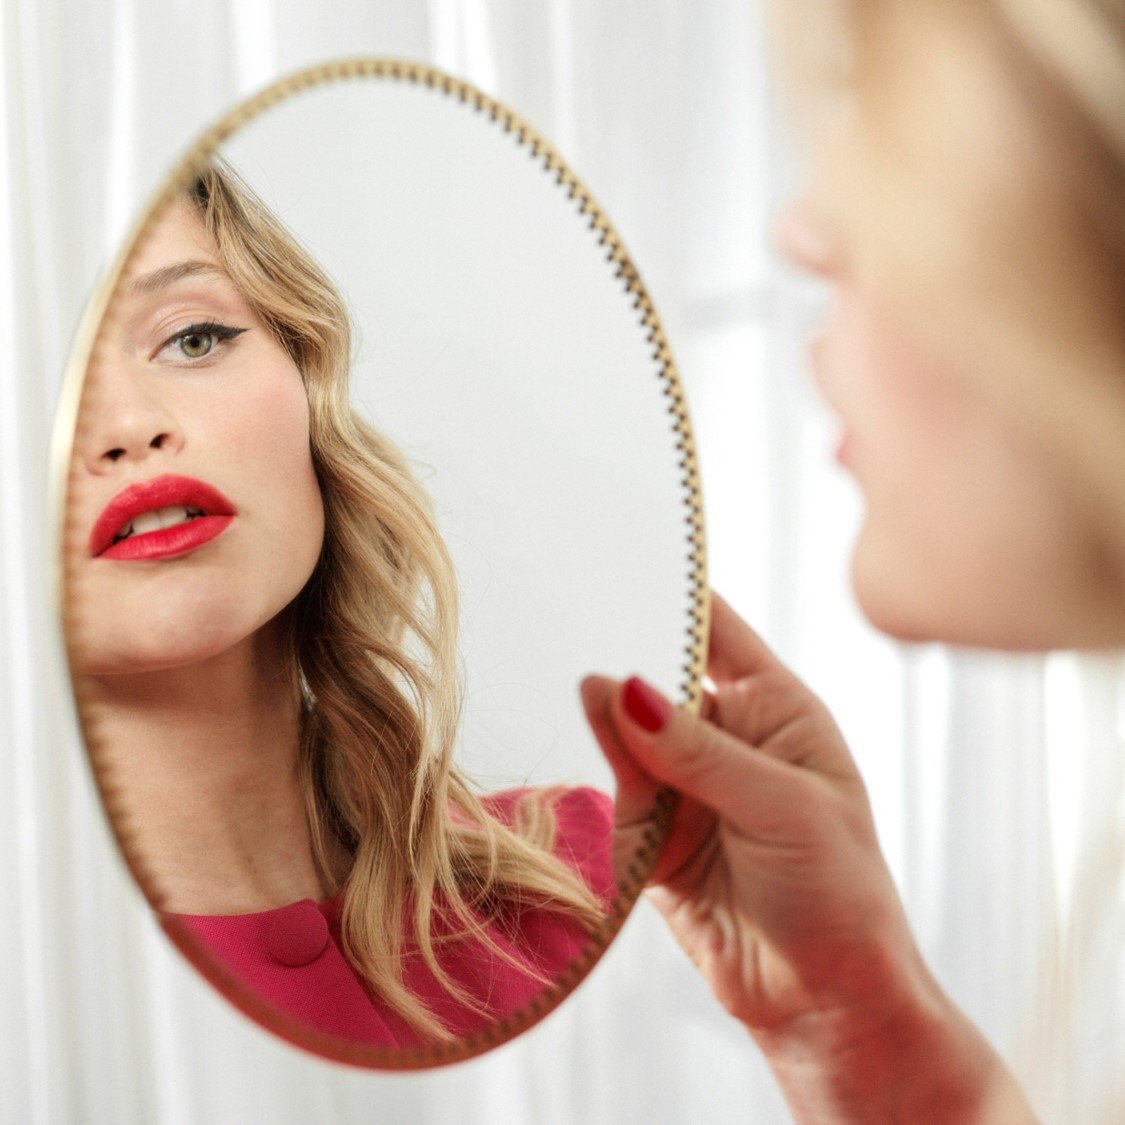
178, 331, 215, 359
158, 321, 248, 364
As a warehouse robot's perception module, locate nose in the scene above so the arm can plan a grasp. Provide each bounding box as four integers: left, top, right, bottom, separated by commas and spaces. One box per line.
773, 198, 838, 279
80, 363, 184, 476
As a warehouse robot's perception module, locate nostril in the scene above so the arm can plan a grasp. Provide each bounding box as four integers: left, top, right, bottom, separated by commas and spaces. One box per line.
99, 432, 171, 463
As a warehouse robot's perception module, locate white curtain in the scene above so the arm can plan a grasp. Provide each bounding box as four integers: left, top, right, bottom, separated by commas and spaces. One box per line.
2, 1, 1121, 1122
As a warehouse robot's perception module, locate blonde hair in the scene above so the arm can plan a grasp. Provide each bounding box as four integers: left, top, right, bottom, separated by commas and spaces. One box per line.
189, 161, 605, 1042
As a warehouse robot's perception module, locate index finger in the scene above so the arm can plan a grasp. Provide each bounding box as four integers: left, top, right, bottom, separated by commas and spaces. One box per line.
706, 590, 787, 684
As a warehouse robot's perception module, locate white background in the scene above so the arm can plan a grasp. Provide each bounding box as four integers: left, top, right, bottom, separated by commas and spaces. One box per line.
2, 1, 1123, 1122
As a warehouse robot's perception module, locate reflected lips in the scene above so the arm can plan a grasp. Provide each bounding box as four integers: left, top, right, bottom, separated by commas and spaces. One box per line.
90, 474, 236, 561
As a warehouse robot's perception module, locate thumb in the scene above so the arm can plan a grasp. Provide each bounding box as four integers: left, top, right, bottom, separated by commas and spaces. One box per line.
606, 674, 816, 842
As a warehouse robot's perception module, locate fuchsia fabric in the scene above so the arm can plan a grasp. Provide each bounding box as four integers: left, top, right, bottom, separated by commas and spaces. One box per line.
165, 787, 615, 1048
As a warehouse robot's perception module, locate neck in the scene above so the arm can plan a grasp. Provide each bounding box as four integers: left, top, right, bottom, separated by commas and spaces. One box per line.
86, 618, 343, 914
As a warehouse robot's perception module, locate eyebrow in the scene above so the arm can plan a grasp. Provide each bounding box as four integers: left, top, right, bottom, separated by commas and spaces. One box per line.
129, 259, 229, 296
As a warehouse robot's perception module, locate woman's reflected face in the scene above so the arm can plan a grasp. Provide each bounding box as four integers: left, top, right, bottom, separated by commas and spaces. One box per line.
71, 197, 325, 674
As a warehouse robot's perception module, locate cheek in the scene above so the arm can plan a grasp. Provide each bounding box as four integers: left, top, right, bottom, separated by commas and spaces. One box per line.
855, 314, 969, 544
820, 298, 972, 592
218, 362, 324, 534
230, 362, 312, 467
826, 296, 963, 465
194, 359, 324, 629
240, 365, 325, 571
835, 305, 1106, 645
825, 298, 986, 630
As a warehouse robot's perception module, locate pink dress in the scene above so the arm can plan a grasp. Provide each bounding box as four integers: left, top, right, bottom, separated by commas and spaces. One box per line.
164, 787, 615, 1049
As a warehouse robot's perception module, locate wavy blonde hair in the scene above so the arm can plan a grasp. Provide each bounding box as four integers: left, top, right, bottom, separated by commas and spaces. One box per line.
188, 160, 605, 1042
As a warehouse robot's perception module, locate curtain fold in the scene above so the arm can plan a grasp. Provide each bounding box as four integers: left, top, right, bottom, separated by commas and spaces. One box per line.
3, 1, 1121, 1121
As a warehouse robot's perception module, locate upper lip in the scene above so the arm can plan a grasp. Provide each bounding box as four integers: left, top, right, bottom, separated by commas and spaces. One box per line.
89, 473, 236, 558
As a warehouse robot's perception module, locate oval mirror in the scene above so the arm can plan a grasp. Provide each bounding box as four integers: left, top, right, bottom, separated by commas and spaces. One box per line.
57, 59, 706, 1068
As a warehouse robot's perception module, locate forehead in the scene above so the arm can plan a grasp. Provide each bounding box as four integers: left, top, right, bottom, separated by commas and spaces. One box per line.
123, 197, 224, 290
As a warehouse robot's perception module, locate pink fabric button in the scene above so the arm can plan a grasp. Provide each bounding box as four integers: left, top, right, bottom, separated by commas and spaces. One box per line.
267, 900, 329, 967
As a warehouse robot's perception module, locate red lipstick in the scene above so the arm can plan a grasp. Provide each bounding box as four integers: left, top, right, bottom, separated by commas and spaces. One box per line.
90, 474, 236, 561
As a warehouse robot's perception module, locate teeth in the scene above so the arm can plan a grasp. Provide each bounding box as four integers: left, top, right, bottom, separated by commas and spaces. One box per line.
131, 510, 166, 536
113, 505, 206, 543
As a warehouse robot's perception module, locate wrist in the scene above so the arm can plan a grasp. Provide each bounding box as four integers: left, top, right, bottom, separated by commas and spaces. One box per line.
751, 965, 1035, 1123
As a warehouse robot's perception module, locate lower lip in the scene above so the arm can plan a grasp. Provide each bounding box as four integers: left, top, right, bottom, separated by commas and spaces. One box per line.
834, 433, 852, 465
97, 516, 234, 561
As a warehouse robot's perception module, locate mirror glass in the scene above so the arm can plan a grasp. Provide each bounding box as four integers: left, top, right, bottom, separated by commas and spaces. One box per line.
59, 61, 705, 1068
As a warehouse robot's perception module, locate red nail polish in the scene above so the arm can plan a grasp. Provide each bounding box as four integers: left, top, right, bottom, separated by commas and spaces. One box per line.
622, 676, 671, 733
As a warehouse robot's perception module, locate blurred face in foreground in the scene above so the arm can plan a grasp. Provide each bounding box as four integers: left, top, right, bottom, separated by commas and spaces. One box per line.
774, 2, 1125, 650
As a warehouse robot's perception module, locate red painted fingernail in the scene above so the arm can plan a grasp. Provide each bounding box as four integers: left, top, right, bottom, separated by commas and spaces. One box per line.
622, 676, 671, 733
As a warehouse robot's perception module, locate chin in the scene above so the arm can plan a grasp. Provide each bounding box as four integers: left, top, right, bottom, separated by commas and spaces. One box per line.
75, 623, 255, 677
848, 527, 933, 642
74, 587, 277, 676
849, 534, 990, 648
849, 537, 1110, 652
852, 583, 943, 645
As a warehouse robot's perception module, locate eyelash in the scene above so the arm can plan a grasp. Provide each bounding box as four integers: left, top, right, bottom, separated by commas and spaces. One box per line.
157, 321, 248, 363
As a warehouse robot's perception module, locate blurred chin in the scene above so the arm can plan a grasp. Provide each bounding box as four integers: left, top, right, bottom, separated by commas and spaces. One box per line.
848, 524, 949, 646
852, 568, 939, 645
849, 524, 1062, 651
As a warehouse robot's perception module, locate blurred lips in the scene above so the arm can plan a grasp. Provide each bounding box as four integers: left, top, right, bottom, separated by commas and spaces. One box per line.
90, 474, 236, 561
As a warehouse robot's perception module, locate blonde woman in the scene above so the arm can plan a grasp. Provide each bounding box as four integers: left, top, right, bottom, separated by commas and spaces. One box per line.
583, 1, 1123, 1120
68, 161, 613, 1049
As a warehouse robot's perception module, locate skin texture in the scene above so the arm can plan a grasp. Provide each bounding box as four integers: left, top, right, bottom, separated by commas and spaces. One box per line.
70, 199, 334, 913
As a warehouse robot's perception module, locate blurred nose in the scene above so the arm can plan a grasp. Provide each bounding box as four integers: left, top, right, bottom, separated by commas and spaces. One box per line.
80, 363, 184, 476
773, 198, 838, 279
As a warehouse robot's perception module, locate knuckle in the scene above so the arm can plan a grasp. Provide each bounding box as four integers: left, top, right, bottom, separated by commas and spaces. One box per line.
672, 717, 727, 782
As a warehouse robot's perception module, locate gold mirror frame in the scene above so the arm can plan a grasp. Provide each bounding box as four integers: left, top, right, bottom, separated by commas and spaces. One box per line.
53, 57, 708, 1069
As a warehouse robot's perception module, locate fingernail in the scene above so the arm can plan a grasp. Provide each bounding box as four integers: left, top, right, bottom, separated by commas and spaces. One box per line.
622, 676, 671, 733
